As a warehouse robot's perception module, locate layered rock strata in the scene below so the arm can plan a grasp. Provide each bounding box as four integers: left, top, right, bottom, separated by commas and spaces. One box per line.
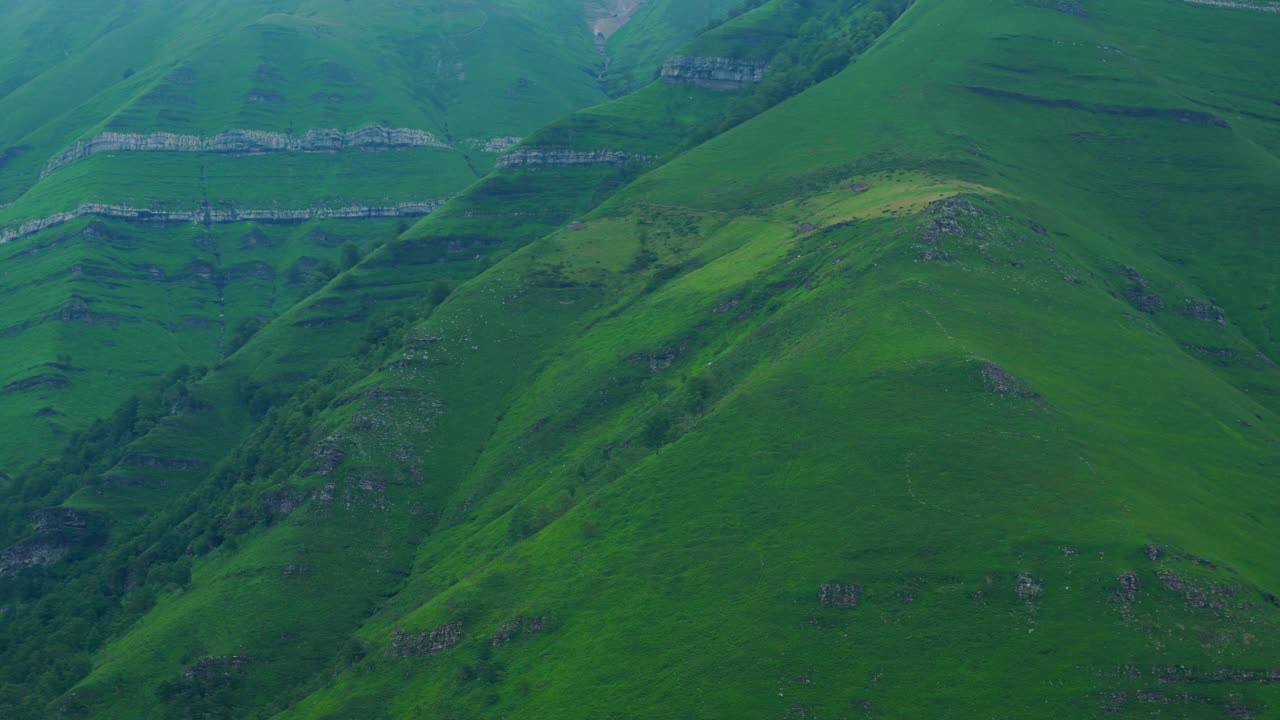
43, 126, 450, 176
495, 147, 656, 168
0, 199, 445, 245
660, 55, 769, 90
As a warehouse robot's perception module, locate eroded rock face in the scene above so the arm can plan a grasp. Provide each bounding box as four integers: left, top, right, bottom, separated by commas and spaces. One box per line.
304, 438, 345, 476
1116, 572, 1141, 603
29, 508, 92, 533
0, 200, 445, 245
1157, 569, 1187, 592
0, 541, 70, 577
495, 148, 655, 169
661, 55, 768, 90
390, 620, 463, 656
43, 126, 450, 175
1120, 265, 1165, 314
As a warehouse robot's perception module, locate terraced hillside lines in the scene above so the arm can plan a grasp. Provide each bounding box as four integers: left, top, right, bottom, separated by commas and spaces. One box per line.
1183, 0, 1280, 11
0, 199, 446, 245
41, 127, 453, 177
0, 0, 748, 466
0, 215, 412, 467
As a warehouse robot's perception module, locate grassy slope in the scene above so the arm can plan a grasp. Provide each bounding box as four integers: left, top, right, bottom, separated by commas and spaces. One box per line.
0, 215, 417, 463
599, 0, 745, 94
1, 13, 786, 712
37, 0, 1280, 718
0, 0, 734, 467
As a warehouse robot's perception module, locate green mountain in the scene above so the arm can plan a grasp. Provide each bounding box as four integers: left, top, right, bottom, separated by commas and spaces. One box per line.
2, 0, 1280, 718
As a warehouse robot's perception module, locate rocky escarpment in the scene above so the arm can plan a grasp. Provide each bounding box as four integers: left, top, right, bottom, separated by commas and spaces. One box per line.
43, 126, 450, 176
461, 136, 524, 154
1183, 0, 1280, 13
660, 55, 769, 90
29, 508, 93, 533
0, 199, 445, 245
495, 147, 656, 169
0, 507, 102, 577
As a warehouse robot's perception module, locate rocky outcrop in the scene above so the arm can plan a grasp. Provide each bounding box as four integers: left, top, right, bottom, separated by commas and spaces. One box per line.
462, 136, 523, 153
1120, 265, 1165, 314
0, 199, 445, 245
43, 126, 450, 176
1183, 299, 1226, 325
661, 55, 769, 90
819, 582, 862, 607
0, 541, 70, 577
390, 620, 463, 656
304, 438, 345, 476
1183, 0, 1280, 13
0, 508, 100, 577
1016, 572, 1043, 601
1115, 572, 1141, 602
495, 147, 656, 169
1151, 666, 1280, 684
29, 508, 92, 533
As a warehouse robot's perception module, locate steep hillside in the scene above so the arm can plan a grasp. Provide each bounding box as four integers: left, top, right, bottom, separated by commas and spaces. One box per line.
0, 0, 742, 466
0, 1, 866, 715
2, 0, 1279, 718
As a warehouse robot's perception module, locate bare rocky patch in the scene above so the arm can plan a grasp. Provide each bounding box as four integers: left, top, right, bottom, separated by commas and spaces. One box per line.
820, 582, 862, 607
1183, 299, 1227, 325
391, 620, 463, 656
980, 361, 1038, 398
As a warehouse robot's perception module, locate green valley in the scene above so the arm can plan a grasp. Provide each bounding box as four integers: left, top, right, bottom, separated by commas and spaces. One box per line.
1, 0, 1278, 718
